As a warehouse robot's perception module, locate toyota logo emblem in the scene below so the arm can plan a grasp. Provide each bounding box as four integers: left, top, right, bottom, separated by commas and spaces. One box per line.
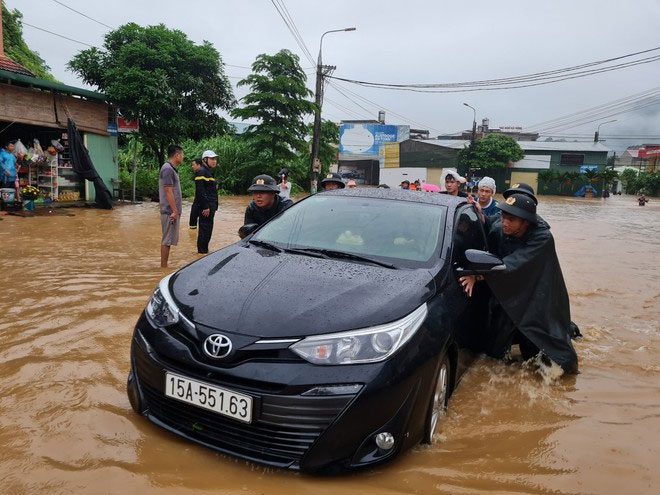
203, 334, 233, 359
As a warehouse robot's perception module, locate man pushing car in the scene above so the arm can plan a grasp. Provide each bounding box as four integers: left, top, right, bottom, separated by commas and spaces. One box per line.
460, 186, 579, 374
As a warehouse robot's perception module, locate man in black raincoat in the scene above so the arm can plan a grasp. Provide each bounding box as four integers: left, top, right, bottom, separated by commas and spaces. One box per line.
460, 189, 579, 374
239, 174, 293, 237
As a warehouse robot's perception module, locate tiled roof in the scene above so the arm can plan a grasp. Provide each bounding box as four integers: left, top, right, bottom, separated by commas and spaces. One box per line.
0, 56, 34, 76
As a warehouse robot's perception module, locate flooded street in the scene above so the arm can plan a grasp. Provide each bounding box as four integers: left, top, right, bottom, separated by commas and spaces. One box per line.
1, 195, 658, 495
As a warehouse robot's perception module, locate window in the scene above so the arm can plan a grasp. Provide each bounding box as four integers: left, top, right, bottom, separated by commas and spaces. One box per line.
560, 153, 584, 166
255, 196, 447, 266
451, 207, 488, 267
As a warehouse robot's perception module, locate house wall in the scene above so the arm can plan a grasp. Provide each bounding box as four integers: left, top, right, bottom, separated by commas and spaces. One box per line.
83, 133, 119, 201
0, 83, 108, 135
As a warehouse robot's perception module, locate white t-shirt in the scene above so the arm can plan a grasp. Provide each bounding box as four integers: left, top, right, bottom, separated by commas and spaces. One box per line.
279, 180, 292, 199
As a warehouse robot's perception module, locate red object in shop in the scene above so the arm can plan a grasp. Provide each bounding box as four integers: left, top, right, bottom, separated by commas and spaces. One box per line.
117, 117, 140, 133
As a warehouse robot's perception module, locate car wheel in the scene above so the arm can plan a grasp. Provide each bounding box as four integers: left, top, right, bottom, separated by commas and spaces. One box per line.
422, 354, 451, 444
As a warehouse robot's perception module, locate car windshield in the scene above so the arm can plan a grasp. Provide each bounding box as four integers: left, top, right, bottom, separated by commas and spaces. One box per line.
254, 195, 446, 266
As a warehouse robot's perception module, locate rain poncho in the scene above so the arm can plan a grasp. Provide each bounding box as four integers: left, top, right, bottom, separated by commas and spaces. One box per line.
484, 216, 579, 373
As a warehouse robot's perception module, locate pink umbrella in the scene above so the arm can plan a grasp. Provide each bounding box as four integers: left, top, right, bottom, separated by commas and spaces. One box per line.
421, 183, 441, 192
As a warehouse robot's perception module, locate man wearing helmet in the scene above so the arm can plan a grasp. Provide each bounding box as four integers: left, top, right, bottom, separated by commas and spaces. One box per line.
194, 150, 219, 254
460, 185, 579, 374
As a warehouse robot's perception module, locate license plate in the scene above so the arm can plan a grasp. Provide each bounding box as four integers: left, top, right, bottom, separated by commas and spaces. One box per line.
164, 372, 252, 423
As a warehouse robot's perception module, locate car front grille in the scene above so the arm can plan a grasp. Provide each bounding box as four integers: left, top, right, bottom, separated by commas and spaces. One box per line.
134, 342, 355, 468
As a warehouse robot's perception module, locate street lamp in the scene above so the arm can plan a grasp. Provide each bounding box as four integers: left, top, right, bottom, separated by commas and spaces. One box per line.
462, 102, 477, 144
594, 119, 617, 143
310, 27, 356, 194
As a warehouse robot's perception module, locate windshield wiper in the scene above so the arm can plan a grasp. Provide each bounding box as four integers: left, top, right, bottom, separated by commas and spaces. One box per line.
247, 239, 282, 253
292, 248, 397, 269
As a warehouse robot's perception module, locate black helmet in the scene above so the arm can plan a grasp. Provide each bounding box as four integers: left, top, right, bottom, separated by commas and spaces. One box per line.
321, 172, 345, 189
247, 174, 280, 193
503, 182, 538, 205
497, 193, 539, 224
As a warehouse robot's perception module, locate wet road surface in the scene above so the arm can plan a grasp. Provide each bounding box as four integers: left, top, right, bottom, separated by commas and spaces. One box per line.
0, 195, 658, 494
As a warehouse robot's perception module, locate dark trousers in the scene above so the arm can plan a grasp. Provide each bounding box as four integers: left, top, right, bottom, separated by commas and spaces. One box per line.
189, 201, 199, 228
197, 208, 215, 253
487, 299, 539, 360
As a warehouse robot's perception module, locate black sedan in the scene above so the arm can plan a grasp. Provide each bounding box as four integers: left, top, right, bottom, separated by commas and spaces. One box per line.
127, 189, 503, 473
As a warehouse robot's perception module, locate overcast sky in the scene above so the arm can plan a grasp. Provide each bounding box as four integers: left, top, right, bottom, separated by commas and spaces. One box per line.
8, 0, 660, 151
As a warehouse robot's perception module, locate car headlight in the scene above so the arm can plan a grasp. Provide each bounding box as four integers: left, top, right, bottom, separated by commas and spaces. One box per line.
145, 273, 192, 329
290, 303, 427, 365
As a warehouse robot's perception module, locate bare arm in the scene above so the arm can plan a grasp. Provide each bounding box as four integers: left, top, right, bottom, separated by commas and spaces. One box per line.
164, 186, 178, 221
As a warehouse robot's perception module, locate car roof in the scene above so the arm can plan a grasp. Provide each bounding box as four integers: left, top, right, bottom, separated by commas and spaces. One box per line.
319, 187, 468, 209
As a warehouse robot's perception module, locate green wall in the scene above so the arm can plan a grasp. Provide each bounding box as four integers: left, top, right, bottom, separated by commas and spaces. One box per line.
83, 133, 118, 201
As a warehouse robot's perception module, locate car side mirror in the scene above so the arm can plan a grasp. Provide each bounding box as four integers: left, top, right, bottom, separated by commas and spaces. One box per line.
238, 223, 259, 239
455, 249, 505, 275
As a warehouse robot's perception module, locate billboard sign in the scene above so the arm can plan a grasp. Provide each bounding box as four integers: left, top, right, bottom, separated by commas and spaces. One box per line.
638, 146, 660, 158
339, 123, 409, 157
117, 117, 140, 133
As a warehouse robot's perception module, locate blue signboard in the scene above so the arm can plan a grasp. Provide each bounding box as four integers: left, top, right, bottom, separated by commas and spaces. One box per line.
339, 124, 407, 156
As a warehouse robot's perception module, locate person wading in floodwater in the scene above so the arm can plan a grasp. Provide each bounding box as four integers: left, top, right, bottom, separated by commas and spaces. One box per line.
460, 186, 579, 374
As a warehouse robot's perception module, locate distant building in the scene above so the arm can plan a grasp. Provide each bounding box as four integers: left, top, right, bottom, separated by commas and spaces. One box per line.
378, 139, 610, 193
615, 144, 659, 172
437, 118, 539, 142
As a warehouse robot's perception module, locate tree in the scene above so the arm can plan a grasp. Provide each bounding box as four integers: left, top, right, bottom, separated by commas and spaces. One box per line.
68, 23, 235, 164
2, 4, 54, 80
458, 133, 525, 171
231, 50, 314, 167
285, 119, 339, 191
318, 120, 339, 168
598, 168, 619, 192
619, 168, 638, 194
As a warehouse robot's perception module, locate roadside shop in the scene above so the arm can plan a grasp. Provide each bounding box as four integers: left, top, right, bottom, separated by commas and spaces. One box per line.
0, 67, 118, 207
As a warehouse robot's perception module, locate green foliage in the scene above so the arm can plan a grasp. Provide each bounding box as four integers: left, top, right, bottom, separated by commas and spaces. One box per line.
619, 168, 639, 193
628, 171, 659, 196
68, 23, 235, 164
2, 4, 55, 80
583, 168, 599, 184
231, 50, 314, 169
181, 135, 262, 195
458, 134, 525, 171
318, 120, 339, 167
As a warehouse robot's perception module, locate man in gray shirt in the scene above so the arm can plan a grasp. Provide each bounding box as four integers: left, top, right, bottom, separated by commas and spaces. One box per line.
159, 145, 184, 268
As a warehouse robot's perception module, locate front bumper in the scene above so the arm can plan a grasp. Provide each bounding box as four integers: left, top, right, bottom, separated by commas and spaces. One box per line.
128, 314, 442, 473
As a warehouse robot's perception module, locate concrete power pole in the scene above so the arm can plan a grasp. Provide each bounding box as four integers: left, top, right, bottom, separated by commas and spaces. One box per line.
309, 27, 355, 194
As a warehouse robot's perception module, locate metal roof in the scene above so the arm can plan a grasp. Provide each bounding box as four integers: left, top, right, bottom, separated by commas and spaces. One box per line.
0, 69, 107, 102
0, 56, 33, 76
413, 139, 610, 153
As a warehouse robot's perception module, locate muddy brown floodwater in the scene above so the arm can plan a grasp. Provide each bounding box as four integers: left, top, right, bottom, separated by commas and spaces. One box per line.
0, 194, 658, 495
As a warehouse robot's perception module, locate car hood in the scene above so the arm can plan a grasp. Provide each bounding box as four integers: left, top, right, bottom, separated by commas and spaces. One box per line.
170, 244, 436, 338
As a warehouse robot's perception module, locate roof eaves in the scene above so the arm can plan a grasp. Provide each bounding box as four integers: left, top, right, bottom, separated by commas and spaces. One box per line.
0, 69, 107, 102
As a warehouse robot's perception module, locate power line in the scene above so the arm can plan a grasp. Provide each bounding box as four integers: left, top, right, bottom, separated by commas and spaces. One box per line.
527, 86, 660, 130
535, 97, 660, 133
22, 22, 95, 47
329, 55, 660, 93
51, 0, 113, 29
326, 47, 660, 94
268, 0, 315, 66
328, 80, 446, 133
275, 0, 315, 64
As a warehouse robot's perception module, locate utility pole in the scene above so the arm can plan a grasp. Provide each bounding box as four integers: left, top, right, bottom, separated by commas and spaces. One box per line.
462, 103, 477, 184
309, 64, 335, 194
309, 27, 356, 194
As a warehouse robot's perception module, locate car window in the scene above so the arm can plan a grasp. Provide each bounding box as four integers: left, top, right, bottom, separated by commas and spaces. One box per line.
451, 206, 488, 267
255, 196, 447, 265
